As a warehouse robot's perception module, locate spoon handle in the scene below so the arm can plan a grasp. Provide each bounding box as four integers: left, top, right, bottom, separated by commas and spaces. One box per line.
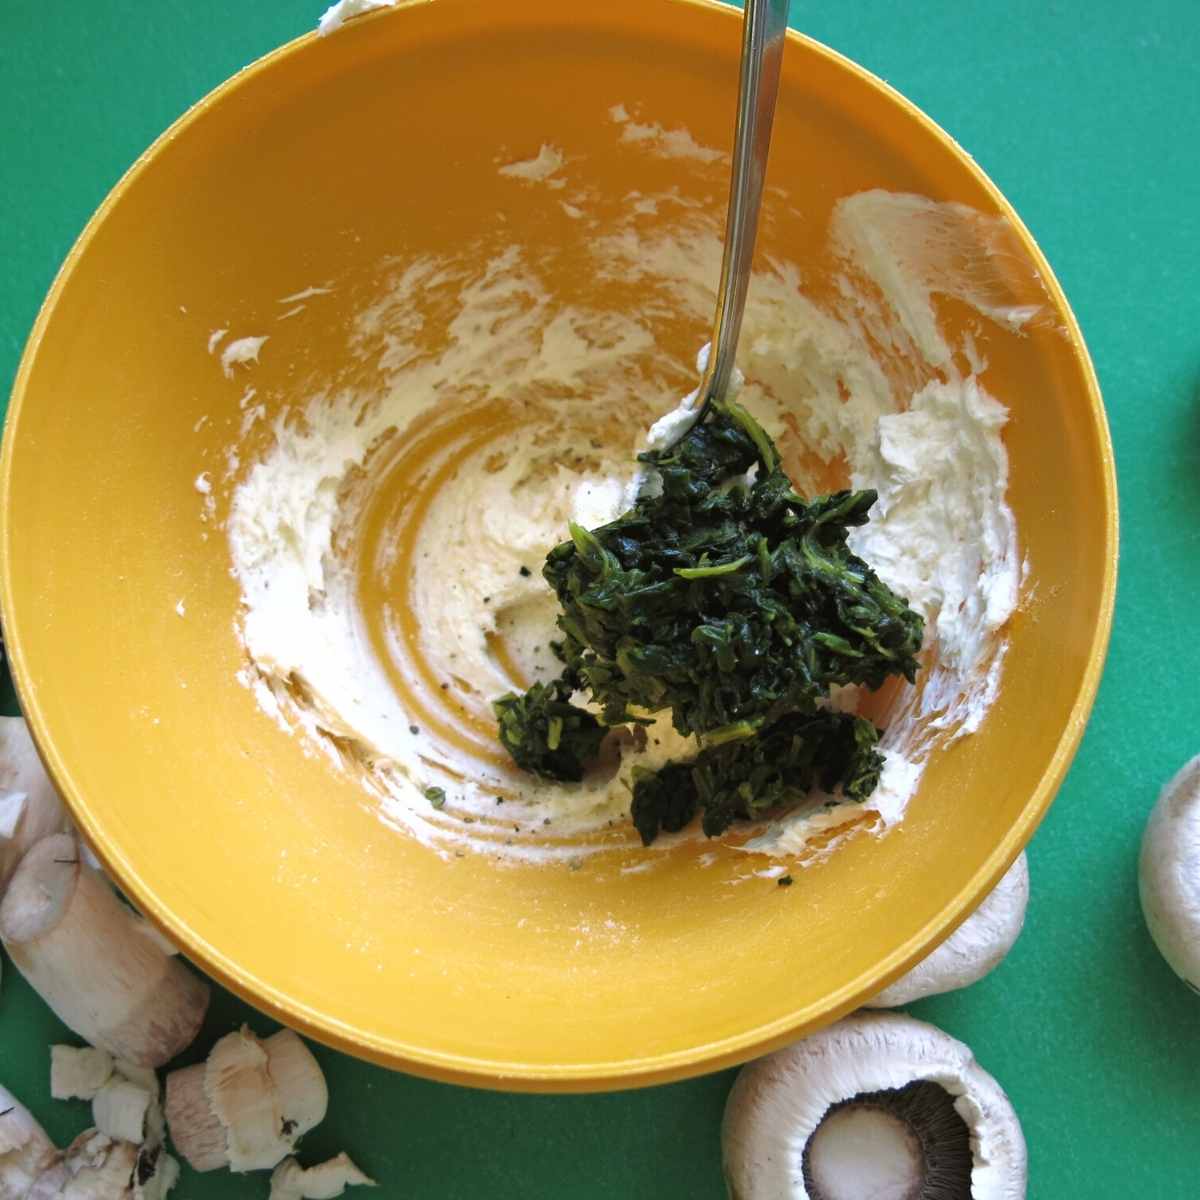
697, 0, 790, 413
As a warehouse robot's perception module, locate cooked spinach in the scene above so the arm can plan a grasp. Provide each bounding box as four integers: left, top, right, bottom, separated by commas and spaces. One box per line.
492, 398, 922, 842
492, 676, 607, 784
629, 709, 884, 846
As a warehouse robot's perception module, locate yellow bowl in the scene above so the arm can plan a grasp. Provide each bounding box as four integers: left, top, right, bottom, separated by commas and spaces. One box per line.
0, 0, 1115, 1090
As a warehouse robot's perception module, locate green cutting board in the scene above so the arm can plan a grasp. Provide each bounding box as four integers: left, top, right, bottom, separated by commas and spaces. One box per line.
2, 3, 1198, 1196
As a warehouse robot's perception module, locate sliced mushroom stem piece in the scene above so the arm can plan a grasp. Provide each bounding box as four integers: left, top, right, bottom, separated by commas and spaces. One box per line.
93, 1078, 154, 1145
723, 1011, 1026, 1200
270, 1152, 377, 1199
1139, 755, 1200, 993
867, 852, 1030, 1008
165, 1027, 328, 1173
51, 1046, 116, 1101
0, 1083, 60, 1199
0, 834, 210, 1067
161, 1064, 222, 1173
0, 716, 68, 890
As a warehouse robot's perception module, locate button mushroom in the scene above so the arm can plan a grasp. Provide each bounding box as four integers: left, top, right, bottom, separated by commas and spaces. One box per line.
867, 852, 1029, 1008
1139, 754, 1200, 992
723, 1011, 1026, 1199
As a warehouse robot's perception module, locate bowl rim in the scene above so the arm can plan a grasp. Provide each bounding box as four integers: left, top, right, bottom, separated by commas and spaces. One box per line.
0, 0, 1118, 1091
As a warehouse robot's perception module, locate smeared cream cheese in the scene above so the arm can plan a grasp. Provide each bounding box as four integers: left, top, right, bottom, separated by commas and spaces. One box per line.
223, 130, 1040, 864
498, 144, 566, 184
219, 335, 268, 379
317, 0, 394, 37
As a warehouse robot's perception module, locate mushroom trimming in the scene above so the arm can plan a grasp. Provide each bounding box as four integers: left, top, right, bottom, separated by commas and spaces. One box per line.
270, 1152, 376, 1199
51, 1048, 162, 1145
1139, 754, 1200, 992
27, 1129, 146, 1200
0, 1081, 178, 1200
165, 1026, 328, 1173
722, 1011, 1026, 1200
92, 1076, 156, 1148
0, 833, 211, 1067
867, 852, 1029, 1008
1, 1082, 59, 1198
50, 1047, 115, 1102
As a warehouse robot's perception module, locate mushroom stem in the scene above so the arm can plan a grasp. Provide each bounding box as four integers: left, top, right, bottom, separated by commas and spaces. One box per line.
0, 1083, 59, 1199
0, 716, 68, 891
0, 834, 210, 1067
165, 1027, 328, 1173
161, 1064, 223, 1173
806, 1104, 923, 1200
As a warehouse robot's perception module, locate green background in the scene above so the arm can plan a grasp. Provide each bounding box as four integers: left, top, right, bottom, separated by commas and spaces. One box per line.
2, 1, 1198, 1196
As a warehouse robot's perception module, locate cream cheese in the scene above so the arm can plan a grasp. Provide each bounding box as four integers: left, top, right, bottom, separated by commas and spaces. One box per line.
497, 144, 566, 184
223, 152, 1038, 863
316, 0, 394, 37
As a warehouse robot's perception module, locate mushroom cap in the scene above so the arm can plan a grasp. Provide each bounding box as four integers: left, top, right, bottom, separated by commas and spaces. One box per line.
722, 1010, 1026, 1200
867, 852, 1029, 1008
1139, 755, 1200, 991
0, 716, 68, 889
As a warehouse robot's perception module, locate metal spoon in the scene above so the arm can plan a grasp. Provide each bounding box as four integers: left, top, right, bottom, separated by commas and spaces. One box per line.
690, 0, 790, 427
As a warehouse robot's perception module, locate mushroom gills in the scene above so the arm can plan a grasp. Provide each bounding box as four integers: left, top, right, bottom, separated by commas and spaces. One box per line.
803, 1080, 972, 1200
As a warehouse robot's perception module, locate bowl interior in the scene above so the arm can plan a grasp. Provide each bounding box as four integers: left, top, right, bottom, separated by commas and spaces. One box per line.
1, 0, 1113, 1088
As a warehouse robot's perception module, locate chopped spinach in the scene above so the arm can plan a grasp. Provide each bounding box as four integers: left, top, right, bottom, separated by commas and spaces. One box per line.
629, 710, 883, 845
492, 677, 607, 783
492, 398, 922, 843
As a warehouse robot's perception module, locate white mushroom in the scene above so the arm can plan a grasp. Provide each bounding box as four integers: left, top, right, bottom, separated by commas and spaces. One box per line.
51, 1047, 115, 1101
270, 1152, 376, 1199
0, 834, 210, 1067
0, 716, 68, 890
1139, 754, 1200, 992
723, 1011, 1026, 1200
165, 1027, 328, 1173
867, 852, 1029, 1008
1, 1082, 59, 1198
